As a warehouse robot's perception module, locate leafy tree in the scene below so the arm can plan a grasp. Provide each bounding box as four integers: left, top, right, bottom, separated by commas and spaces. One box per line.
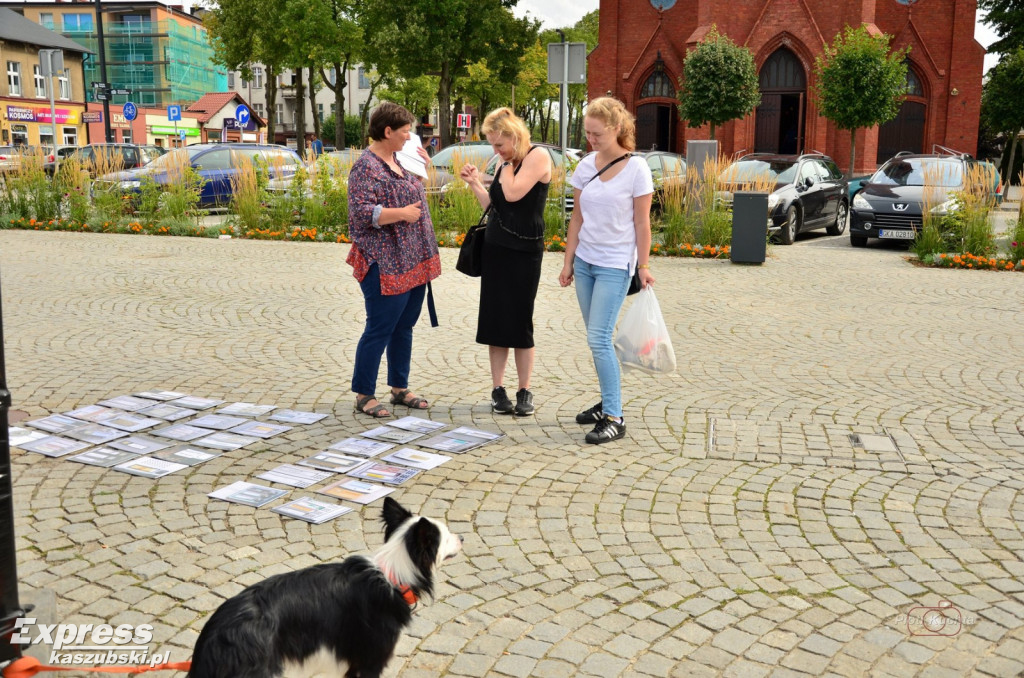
982, 47, 1024, 185
203, 0, 291, 137
565, 10, 599, 148
305, 0, 364, 149
978, 0, 1024, 55
814, 25, 908, 175
514, 38, 558, 141
677, 26, 760, 141
455, 61, 510, 134
321, 113, 362, 147
377, 74, 438, 119
360, 0, 537, 145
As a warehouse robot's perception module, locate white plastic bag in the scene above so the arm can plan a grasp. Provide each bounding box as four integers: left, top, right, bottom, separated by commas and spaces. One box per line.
614, 287, 677, 374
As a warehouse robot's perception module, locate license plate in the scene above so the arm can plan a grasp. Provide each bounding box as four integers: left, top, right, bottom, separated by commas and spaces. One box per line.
878, 229, 915, 240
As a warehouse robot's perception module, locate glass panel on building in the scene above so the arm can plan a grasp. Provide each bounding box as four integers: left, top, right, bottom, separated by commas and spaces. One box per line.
34, 65, 46, 98
358, 67, 369, 89
40, 12, 54, 29
63, 127, 77, 146
8, 62, 22, 96
59, 69, 71, 99
11, 124, 29, 146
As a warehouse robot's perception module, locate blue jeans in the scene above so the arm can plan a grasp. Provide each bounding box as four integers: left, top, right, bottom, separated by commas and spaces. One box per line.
573, 256, 630, 418
351, 264, 426, 396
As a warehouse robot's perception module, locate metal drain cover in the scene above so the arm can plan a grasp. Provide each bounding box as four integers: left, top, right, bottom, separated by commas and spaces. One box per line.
849, 433, 898, 452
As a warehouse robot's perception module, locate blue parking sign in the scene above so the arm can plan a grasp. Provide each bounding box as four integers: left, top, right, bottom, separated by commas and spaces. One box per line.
122, 102, 138, 121
167, 105, 182, 121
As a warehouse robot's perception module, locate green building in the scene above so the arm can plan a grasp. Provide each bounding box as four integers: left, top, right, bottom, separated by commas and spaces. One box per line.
2, 0, 227, 107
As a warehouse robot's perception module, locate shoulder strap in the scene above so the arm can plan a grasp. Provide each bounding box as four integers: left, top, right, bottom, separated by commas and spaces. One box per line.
585, 153, 631, 187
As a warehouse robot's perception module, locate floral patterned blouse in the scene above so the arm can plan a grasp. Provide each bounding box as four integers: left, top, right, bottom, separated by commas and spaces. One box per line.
347, 148, 441, 295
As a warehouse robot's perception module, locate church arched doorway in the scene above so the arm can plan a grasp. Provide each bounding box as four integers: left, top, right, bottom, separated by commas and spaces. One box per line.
877, 65, 927, 163
635, 61, 678, 152
754, 47, 806, 154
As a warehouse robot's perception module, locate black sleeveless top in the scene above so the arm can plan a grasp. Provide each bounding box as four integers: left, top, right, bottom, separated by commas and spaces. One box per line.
486, 146, 550, 252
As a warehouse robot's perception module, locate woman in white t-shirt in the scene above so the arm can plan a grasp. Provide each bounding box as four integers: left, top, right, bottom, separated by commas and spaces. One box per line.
558, 97, 655, 445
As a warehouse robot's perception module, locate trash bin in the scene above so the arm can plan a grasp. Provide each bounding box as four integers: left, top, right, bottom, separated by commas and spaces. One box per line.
731, 191, 768, 264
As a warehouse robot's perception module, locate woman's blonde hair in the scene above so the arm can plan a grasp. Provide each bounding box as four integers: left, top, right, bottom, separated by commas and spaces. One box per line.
481, 107, 531, 163
585, 97, 636, 152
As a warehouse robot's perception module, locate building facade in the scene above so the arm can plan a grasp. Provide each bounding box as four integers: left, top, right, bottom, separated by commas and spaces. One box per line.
227, 64, 374, 147
0, 6, 89, 148
2, 0, 227, 109
589, 0, 985, 173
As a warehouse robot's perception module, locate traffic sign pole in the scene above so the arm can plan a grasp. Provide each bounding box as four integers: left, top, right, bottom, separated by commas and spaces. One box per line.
94, 0, 113, 142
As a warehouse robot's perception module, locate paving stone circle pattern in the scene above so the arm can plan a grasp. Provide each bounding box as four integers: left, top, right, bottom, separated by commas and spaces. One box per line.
2, 230, 1022, 677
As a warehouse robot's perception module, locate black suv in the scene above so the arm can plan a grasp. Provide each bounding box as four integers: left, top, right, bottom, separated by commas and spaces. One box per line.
719, 153, 849, 244
849, 152, 977, 247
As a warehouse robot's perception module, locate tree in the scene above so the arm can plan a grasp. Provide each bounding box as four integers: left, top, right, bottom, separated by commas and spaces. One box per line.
360, 0, 537, 146
982, 47, 1024, 186
306, 0, 363, 150
203, 0, 291, 140
677, 26, 760, 141
814, 25, 908, 176
979, 0, 1024, 55
377, 74, 439, 119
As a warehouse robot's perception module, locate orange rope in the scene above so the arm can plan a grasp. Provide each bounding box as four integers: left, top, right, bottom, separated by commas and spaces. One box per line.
2, 656, 191, 678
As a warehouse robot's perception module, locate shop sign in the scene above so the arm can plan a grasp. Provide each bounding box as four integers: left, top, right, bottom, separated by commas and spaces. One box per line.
150, 125, 199, 136
35, 109, 80, 124
6, 106, 36, 122
82, 111, 103, 123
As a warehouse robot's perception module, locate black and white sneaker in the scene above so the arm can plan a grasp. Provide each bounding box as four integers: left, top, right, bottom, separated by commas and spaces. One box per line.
585, 415, 626, 444
514, 388, 535, 416
575, 401, 603, 424
491, 386, 514, 414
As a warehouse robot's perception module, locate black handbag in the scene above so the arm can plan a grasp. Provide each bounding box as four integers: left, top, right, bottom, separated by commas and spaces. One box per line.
456, 207, 489, 277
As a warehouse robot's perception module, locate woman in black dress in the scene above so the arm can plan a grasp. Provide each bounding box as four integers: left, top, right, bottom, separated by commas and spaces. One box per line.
459, 108, 551, 416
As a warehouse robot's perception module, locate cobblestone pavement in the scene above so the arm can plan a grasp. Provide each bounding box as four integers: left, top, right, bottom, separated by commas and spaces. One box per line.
2, 229, 1022, 677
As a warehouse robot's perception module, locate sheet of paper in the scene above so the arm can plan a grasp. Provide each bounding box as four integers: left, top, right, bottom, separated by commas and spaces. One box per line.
209, 481, 287, 507
258, 464, 333, 488
317, 478, 394, 505
396, 132, 428, 179
272, 497, 352, 523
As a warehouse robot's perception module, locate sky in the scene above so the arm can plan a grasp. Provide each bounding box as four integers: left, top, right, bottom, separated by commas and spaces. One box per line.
513, 0, 1002, 71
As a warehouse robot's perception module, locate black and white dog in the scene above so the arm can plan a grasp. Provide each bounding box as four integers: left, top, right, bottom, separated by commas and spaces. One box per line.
188, 497, 463, 678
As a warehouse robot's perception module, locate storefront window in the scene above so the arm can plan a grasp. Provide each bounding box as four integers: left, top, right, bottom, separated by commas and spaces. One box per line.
39, 128, 54, 149
63, 127, 77, 146
11, 125, 29, 146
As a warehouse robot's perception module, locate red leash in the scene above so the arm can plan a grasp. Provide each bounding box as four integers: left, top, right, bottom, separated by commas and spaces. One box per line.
2, 656, 191, 677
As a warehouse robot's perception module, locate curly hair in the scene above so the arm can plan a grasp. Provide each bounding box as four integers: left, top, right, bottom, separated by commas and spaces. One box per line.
481, 107, 532, 163
585, 97, 636, 152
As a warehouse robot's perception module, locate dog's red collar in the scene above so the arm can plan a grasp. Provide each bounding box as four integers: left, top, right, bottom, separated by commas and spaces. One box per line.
386, 573, 418, 607
398, 584, 418, 607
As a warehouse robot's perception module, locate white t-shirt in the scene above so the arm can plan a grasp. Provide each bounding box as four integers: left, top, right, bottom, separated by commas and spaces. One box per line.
570, 154, 654, 272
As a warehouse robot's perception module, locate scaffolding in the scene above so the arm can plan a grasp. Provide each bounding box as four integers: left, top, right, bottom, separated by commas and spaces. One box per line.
66, 18, 227, 108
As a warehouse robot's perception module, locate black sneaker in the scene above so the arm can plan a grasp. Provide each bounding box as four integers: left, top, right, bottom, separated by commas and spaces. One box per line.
514, 388, 535, 416
575, 401, 603, 424
585, 416, 626, 444
491, 386, 514, 414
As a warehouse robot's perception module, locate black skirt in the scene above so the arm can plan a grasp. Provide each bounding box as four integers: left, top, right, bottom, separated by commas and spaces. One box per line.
476, 238, 543, 348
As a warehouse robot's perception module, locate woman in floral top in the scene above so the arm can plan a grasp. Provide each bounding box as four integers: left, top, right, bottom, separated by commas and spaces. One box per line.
347, 102, 441, 417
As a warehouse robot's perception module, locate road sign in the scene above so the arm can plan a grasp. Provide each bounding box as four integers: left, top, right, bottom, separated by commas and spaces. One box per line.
95, 92, 109, 101
122, 102, 138, 121
110, 89, 131, 96
547, 42, 588, 84
179, 130, 187, 141
167, 105, 182, 121
39, 49, 64, 77
456, 113, 471, 128
235, 104, 250, 126
91, 81, 109, 89
429, 137, 439, 148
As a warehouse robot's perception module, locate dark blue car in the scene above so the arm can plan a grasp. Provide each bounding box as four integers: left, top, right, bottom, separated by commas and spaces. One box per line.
96, 143, 302, 208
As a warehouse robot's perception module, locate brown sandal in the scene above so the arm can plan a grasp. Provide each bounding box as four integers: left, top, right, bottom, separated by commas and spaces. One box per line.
389, 389, 429, 409
355, 394, 391, 418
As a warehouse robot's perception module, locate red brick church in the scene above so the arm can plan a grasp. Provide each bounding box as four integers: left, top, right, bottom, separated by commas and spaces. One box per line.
588, 0, 985, 174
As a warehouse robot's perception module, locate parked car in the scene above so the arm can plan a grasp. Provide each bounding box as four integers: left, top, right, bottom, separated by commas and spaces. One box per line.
95, 143, 302, 208
0, 145, 45, 174
718, 153, 849, 244
848, 152, 982, 247
266, 148, 360, 195
46, 144, 163, 176
425, 141, 496, 195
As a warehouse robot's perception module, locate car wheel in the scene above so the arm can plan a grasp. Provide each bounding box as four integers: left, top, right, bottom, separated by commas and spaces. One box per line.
850, 235, 868, 248
779, 205, 799, 245
827, 201, 848, 235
